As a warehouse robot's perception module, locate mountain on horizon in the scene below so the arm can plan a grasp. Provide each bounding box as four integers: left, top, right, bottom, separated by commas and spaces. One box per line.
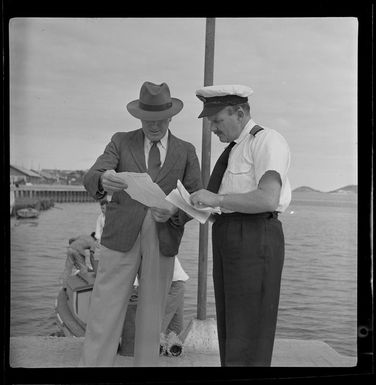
328, 185, 357, 194
293, 184, 357, 194
292, 186, 322, 193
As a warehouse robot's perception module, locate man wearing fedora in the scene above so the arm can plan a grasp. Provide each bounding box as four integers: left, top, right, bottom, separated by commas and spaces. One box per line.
80, 81, 202, 366
190, 84, 291, 366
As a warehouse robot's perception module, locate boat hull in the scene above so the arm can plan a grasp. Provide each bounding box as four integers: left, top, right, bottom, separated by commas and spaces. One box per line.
16, 208, 39, 218
55, 288, 85, 337
55, 269, 138, 356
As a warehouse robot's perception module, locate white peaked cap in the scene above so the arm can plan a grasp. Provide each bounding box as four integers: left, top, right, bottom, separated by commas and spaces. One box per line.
196, 84, 254, 98
195, 84, 254, 118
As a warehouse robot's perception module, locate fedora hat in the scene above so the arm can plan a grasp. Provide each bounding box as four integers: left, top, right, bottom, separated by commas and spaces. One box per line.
127, 81, 183, 120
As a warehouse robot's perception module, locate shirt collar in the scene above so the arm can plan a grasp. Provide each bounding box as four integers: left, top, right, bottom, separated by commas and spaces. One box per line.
145, 130, 169, 149
234, 119, 256, 144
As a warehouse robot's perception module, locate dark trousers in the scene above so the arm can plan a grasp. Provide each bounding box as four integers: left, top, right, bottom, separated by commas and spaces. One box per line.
212, 212, 285, 366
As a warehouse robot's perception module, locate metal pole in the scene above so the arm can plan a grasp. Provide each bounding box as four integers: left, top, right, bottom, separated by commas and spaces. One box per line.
197, 17, 215, 320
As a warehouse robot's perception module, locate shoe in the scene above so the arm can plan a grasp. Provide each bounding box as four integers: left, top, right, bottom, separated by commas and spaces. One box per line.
165, 331, 183, 357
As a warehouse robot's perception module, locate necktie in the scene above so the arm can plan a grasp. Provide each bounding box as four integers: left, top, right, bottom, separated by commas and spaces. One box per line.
148, 141, 161, 181
207, 141, 236, 193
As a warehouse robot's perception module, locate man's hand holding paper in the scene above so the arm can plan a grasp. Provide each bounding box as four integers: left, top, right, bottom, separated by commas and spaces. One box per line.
117, 172, 175, 211
150, 206, 178, 223
101, 170, 128, 193
166, 180, 221, 224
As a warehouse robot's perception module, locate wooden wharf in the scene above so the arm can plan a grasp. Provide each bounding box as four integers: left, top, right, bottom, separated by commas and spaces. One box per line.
11, 184, 94, 204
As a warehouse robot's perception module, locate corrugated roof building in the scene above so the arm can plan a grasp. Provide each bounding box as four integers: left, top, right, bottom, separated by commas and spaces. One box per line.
10, 165, 44, 185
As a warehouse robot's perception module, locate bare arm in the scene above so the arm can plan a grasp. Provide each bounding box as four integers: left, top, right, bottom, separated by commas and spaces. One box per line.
190, 170, 282, 213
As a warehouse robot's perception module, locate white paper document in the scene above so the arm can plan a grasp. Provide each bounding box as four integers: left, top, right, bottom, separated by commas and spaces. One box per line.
166, 180, 221, 224
118, 172, 173, 210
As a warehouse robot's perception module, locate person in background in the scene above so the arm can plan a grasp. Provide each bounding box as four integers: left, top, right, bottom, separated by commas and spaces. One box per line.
80, 81, 202, 367
191, 84, 291, 366
161, 257, 188, 337
92, 199, 108, 265
61, 232, 98, 285
133, 256, 188, 337
95, 199, 108, 242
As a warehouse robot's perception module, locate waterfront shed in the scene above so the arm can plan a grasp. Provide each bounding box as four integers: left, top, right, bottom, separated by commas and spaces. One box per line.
10, 164, 44, 185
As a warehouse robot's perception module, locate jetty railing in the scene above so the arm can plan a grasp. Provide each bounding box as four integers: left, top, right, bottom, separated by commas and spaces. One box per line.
11, 184, 95, 203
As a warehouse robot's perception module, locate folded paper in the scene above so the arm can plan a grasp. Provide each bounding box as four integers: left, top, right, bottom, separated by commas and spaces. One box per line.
118, 172, 173, 210
166, 180, 221, 224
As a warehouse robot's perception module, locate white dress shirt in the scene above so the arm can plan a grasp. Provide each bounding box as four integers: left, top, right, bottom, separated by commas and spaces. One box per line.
95, 212, 105, 241
172, 257, 189, 281
218, 119, 291, 213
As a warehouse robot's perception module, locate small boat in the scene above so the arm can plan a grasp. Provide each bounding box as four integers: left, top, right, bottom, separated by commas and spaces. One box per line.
16, 207, 40, 218
55, 259, 183, 357
55, 261, 138, 356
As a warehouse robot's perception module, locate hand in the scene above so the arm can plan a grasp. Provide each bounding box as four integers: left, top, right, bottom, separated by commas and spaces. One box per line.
101, 170, 128, 194
150, 205, 178, 223
190, 189, 221, 208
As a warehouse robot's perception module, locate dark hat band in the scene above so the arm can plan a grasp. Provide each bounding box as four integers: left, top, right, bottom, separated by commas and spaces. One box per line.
139, 101, 173, 111
197, 94, 248, 106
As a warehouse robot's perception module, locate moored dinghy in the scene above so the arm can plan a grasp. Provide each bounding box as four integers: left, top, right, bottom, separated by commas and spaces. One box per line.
16, 207, 40, 218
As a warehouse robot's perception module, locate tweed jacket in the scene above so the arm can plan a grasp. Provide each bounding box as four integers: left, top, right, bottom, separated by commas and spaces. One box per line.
84, 129, 202, 256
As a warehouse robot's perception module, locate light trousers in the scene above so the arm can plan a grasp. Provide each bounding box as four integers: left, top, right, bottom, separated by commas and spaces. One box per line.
79, 210, 174, 367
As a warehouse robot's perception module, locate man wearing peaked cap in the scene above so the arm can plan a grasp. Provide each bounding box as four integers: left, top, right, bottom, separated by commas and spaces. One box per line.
80, 81, 202, 367
196, 84, 254, 118
191, 84, 292, 366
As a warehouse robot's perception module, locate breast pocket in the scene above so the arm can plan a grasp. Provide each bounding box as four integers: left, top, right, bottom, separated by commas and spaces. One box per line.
226, 163, 255, 192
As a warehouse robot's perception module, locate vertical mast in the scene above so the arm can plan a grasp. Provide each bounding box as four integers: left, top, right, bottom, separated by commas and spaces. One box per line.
197, 17, 215, 320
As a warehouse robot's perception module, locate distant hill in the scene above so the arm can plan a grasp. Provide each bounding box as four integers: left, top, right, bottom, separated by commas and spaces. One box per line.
328, 185, 357, 194
293, 185, 357, 194
292, 186, 322, 193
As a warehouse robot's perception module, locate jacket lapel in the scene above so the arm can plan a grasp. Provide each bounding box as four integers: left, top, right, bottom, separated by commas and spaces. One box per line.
129, 129, 147, 172
155, 131, 183, 183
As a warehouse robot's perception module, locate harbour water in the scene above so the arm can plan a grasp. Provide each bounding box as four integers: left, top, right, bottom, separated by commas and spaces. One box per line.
9, 191, 357, 357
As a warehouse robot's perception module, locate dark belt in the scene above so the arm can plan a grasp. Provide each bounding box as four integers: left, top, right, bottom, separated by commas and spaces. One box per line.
214, 211, 279, 221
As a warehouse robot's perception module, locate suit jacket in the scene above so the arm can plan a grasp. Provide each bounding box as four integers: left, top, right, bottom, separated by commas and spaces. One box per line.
84, 129, 202, 257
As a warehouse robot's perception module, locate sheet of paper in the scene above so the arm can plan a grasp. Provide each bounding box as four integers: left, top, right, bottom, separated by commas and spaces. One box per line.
176, 180, 221, 213
118, 172, 173, 210
166, 189, 211, 224
166, 180, 221, 224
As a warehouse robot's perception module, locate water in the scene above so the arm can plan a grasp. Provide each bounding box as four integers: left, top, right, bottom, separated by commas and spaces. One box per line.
10, 191, 357, 357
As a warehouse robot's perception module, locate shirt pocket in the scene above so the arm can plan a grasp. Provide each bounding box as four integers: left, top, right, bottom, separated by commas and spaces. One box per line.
225, 162, 255, 192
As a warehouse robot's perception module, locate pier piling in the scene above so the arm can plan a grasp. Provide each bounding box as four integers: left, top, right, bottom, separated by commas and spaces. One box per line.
12, 184, 94, 205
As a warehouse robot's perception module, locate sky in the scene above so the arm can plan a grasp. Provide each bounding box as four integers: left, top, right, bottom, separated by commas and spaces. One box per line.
9, 17, 358, 191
